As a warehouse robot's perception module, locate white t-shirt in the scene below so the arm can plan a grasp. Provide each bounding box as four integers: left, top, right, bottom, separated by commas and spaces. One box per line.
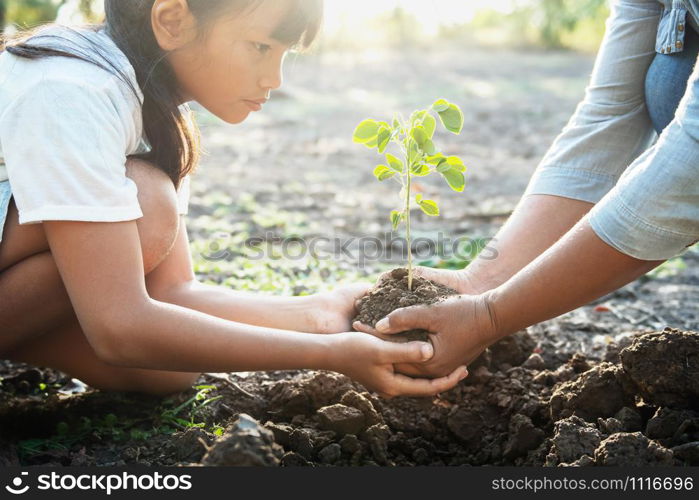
0, 24, 191, 225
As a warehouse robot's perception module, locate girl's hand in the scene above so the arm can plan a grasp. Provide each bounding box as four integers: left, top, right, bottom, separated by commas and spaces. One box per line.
311, 283, 373, 334
353, 293, 501, 379
329, 332, 468, 399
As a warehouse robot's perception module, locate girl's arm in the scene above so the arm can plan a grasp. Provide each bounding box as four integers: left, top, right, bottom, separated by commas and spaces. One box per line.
45, 219, 466, 397
145, 216, 367, 334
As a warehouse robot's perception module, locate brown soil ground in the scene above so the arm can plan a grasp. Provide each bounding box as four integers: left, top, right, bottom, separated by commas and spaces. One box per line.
1, 328, 697, 466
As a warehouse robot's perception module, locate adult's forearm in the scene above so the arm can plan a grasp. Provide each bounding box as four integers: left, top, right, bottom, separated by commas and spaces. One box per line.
463, 194, 594, 293
105, 298, 333, 373
154, 280, 319, 332
486, 216, 664, 337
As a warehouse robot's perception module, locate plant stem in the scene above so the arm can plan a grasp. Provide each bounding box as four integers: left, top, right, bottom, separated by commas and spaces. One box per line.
406, 169, 413, 291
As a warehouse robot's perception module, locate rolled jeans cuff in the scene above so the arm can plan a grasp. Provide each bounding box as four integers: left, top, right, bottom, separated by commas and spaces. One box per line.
588, 195, 698, 261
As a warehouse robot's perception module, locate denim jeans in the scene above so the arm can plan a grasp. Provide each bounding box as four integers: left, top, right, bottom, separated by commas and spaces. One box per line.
523, 0, 699, 260
646, 20, 699, 132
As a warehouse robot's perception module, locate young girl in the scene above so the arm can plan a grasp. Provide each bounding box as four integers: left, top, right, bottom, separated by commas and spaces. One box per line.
0, 0, 468, 398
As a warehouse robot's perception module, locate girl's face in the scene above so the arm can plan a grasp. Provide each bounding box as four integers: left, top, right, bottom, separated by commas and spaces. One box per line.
158, 1, 293, 124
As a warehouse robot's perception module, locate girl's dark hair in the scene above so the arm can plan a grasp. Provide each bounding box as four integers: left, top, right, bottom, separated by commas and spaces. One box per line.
1, 0, 323, 189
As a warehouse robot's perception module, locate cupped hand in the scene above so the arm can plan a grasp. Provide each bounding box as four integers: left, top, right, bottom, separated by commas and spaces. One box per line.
312, 283, 373, 334
353, 293, 501, 379
331, 332, 469, 399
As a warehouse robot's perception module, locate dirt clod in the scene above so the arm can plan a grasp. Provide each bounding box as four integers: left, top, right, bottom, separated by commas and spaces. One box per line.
594, 432, 674, 466
550, 362, 632, 421
353, 268, 458, 342
503, 414, 545, 460
317, 404, 366, 435
201, 414, 283, 466
620, 328, 699, 409
340, 390, 383, 426
672, 442, 699, 463
318, 443, 342, 464
546, 416, 601, 466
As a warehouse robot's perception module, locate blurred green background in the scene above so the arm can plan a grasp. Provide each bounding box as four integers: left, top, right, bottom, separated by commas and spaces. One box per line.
1, 0, 610, 52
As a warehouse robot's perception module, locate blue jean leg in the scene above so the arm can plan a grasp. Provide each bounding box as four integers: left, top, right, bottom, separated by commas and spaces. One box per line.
0, 181, 12, 243
646, 23, 699, 133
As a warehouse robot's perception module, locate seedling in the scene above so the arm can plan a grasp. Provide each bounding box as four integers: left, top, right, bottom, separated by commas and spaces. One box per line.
353, 99, 467, 290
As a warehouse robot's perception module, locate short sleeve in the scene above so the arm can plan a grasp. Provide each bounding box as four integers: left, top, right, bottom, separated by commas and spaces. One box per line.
176, 174, 190, 216
0, 77, 143, 225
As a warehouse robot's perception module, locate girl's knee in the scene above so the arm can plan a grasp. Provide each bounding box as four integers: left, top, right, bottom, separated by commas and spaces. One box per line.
124, 159, 180, 274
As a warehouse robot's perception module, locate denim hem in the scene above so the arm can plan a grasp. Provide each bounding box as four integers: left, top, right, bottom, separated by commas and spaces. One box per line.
589, 194, 698, 260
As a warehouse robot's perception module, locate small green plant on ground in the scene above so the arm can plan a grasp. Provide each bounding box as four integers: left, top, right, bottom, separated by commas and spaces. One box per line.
353, 99, 467, 290
158, 384, 223, 433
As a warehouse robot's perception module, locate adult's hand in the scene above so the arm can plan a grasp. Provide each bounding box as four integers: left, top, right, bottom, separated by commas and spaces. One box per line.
354, 293, 502, 378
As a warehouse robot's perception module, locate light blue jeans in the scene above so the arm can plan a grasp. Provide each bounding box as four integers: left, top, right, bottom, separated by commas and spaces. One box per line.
646, 16, 699, 132
524, 0, 699, 260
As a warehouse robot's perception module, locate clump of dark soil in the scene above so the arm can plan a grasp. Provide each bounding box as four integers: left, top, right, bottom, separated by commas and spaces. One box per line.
549, 362, 634, 421
619, 328, 699, 409
201, 414, 284, 466
353, 268, 458, 342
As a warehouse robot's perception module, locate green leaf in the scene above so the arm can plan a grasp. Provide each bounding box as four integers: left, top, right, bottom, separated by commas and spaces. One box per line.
411, 164, 430, 176
446, 155, 467, 172
440, 168, 466, 192
432, 99, 450, 112
364, 135, 378, 149
353, 119, 380, 143
435, 155, 467, 190
392, 117, 401, 130
390, 210, 404, 230
423, 139, 436, 156
386, 153, 404, 172
411, 126, 429, 148
373, 165, 395, 181
415, 193, 423, 203
377, 126, 391, 153
418, 198, 440, 216
438, 104, 464, 134
423, 114, 437, 138
426, 153, 447, 166
410, 109, 427, 125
